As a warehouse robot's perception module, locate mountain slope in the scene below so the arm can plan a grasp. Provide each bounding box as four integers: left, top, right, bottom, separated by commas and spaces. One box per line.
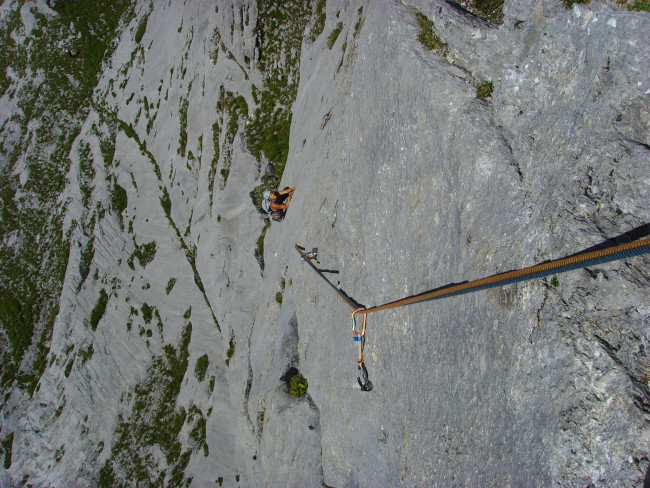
1, 0, 649, 487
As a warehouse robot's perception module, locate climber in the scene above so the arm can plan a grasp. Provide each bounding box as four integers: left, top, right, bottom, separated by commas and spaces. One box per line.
262, 186, 296, 221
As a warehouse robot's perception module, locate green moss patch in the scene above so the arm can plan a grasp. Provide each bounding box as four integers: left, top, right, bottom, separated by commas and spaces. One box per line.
247, 1, 312, 207
225, 337, 235, 366
0, 0, 134, 396
98, 323, 194, 486
416, 12, 447, 52
563, 0, 590, 8
327, 22, 344, 49
195, 353, 209, 381
625, 0, 649, 10
311, 0, 326, 40
287, 373, 308, 398
128, 240, 157, 269
134, 10, 150, 44
464, 0, 505, 24
476, 81, 494, 99
1, 432, 14, 469
89, 289, 109, 331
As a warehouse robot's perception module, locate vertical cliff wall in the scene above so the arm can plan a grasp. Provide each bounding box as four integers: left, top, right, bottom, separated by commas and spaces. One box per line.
270, 1, 649, 486
0, 0, 648, 487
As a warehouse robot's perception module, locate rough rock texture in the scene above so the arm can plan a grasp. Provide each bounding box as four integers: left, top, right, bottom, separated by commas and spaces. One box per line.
262, 1, 649, 486
0, 0, 648, 487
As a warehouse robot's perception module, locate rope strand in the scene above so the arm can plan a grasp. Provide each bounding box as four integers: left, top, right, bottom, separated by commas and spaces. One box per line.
362, 237, 650, 314
296, 236, 649, 391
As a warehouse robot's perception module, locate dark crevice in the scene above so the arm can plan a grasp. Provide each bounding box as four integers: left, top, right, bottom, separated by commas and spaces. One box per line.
499, 128, 524, 182
242, 360, 255, 434
622, 137, 650, 152
280, 366, 299, 385
244, 303, 259, 437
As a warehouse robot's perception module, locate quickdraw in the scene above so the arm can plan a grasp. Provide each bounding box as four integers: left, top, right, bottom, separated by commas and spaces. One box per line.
296, 244, 372, 391
297, 234, 650, 392
352, 308, 373, 391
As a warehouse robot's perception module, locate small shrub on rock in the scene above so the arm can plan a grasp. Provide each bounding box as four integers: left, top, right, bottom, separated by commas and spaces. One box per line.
288, 373, 308, 398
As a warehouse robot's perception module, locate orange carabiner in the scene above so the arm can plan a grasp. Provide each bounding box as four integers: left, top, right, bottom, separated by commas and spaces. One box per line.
352, 307, 367, 338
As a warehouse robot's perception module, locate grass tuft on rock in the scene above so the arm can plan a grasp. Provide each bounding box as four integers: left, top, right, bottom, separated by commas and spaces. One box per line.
415, 12, 446, 52
134, 11, 150, 44
195, 354, 209, 382
225, 337, 235, 366
89, 289, 109, 331
311, 0, 326, 41
287, 373, 308, 398
327, 22, 343, 49
1, 432, 14, 468
465, 0, 505, 24
563, 0, 590, 8
476, 81, 494, 99
628, 0, 650, 10
254, 221, 270, 271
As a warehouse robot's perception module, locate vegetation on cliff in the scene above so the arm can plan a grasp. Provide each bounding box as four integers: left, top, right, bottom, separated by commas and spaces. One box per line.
0, 0, 135, 396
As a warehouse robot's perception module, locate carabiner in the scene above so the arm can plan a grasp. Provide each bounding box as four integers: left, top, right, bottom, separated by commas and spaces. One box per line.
351, 307, 367, 338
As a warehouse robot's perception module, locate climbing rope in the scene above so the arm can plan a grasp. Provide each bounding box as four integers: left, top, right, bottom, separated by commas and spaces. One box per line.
362, 237, 650, 315
296, 244, 373, 391
296, 244, 361, 310
296, 236, 650, 391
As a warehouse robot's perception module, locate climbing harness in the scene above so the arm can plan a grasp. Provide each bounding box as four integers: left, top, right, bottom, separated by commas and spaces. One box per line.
297, 236, 650, 391
262, 198, 285, 221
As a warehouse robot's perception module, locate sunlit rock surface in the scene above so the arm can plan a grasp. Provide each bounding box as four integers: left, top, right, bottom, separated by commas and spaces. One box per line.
1, 0, 648, 486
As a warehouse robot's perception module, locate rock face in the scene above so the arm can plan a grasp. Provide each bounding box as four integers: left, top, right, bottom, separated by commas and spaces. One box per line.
0, 0, 648, 487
